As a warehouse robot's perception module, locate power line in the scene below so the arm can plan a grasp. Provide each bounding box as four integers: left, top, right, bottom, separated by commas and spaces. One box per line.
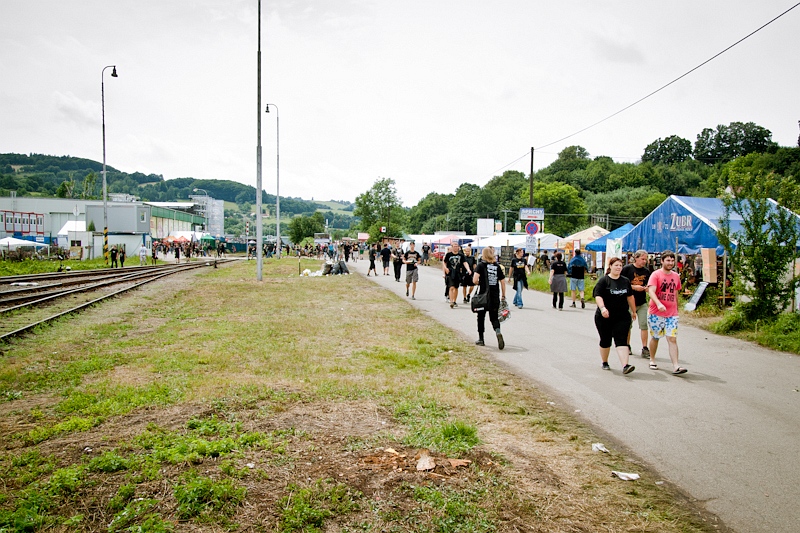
487, 2, 800, 177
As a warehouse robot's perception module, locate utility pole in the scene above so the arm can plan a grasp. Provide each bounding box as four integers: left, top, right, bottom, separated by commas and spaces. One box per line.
529, 147, 535, 207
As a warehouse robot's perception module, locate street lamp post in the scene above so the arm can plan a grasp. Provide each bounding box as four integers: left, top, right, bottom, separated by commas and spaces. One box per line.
265, 104, 280, 259
101, 65, 118, 265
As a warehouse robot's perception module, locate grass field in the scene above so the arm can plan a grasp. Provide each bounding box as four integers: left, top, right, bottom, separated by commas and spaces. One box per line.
0, 260, 723, 531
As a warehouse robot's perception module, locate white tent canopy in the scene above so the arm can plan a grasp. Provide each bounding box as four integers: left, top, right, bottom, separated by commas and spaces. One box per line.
558, 225, 609, 249
535, 233, 561, 250
0, 236, 49, 249
475, 233, 527, 249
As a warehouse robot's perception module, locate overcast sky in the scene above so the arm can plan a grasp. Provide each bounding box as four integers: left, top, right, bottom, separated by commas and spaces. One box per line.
2, 1, 799, 206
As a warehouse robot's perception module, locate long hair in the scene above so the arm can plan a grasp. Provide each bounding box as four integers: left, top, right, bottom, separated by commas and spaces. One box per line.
481, 247, 495, 263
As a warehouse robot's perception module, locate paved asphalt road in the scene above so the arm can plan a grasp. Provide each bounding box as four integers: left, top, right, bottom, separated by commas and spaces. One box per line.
348, 257, 800, 532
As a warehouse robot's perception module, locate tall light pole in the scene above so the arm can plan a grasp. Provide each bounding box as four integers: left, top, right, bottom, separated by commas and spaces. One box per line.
101, 65, 118, 265
265, 104, 280, 258
192, 188, 209, 231
256, 0, 264, 280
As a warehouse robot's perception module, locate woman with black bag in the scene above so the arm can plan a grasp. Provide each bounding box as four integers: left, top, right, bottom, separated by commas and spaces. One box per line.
472, 247, 507, 349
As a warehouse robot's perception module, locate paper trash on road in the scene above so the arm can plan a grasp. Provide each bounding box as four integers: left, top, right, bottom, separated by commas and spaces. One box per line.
611, 471, 640, 481
592, 443, 609, 453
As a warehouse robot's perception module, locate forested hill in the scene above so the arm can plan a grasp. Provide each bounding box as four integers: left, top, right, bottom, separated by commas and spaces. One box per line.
0, 153, 332, 216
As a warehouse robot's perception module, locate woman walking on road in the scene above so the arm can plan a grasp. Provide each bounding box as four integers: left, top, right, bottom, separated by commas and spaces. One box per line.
367, 244, 378, 276
472, 247, 507, 350
549, 252, 568, 310
461, 245, 477, 303
510, 248, 529, 308
593, 257, 638, 374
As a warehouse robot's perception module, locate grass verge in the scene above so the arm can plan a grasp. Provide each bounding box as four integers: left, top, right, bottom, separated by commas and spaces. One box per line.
0, 259, 724, 531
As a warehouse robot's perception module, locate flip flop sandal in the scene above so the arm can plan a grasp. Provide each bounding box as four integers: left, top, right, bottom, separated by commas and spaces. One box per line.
672, 367, 688, 375
649, 362, 658, 370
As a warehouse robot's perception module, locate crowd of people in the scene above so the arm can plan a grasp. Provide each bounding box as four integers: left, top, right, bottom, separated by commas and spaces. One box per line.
357, 240, 688, 377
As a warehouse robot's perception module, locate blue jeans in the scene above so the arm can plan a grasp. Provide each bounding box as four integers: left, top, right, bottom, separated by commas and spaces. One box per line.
513, 280, 524, 307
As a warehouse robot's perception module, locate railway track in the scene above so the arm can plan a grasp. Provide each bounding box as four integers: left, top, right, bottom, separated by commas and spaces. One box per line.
0, 259, 233, 342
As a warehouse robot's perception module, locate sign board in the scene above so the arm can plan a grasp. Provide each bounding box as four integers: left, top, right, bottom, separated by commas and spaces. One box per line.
701, 248, 717, 282
684, 281, 710, 311
604, 238, 623, 271
514, 221, 521, 232
519, 207, 545, 221
526, 235, 538, 254
476, 218, 495, 236
499, 245, 514, 272
525, 221, 540, 235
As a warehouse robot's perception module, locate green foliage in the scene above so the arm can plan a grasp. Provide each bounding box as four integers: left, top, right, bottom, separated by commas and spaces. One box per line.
693, 122, 778, 165
107, 483, 137, 513
288, 212, 325, 244
108, 498, 171, 532
409, 484, 495, 532
354, 177, 404, 238
521, 181, 586, 236
718, 170, 800, 320
585, 186, 666, 227
174, 470, 245, 520
277, 480, 361, 532
642, 135, 693, 165
407, 192, 453, 233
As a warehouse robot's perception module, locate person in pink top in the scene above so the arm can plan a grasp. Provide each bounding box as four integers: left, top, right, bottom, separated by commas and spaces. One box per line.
647, 250, 688, 375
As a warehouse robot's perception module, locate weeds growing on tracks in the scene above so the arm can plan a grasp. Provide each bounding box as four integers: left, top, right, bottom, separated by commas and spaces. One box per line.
0, 259, 721, 531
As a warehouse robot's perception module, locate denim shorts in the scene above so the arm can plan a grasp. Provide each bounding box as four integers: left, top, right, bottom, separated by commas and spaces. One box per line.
569, 278, 585, 291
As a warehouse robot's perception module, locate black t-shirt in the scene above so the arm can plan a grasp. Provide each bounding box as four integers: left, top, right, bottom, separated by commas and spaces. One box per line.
380, 247, 391, 261
550, 260, 567, 275
620, 264, 651, 307
392, 248, 403, 263
444, 251, 466, 279
510, 257, 527, 282
404, 250, 420, 271
475, 260, 505, 296
592, 275, 633, 319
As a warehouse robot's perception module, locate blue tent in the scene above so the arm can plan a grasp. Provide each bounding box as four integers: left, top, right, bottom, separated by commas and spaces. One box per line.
585, 223, 634, 252
619, 196, 750, 255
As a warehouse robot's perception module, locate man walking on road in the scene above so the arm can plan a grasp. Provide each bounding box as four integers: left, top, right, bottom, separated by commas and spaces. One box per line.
380, 244, 392, 276
443, 243, 472, 308
568, 249, 588, 308
647, 250, 687, 375
621, 250, 652, 358
404, 242, 421, 300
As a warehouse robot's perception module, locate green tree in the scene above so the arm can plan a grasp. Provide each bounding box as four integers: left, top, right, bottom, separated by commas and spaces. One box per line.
642, 135, 692, 165
81, 172, 98, 199
585, 186, 666, 227
354, 177, 404, 239
519, 181, 586, 236
407, 192, 452, 233
694, 122, 778, 165
447, 183, 498, 234
288, 212, 325, 244
718, 170, 800, 320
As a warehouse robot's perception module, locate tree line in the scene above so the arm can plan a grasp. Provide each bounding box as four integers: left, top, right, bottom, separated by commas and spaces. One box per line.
344, 121, 800, 243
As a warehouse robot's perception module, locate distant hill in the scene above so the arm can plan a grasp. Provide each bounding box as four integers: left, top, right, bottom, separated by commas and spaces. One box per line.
0, 153, 340, 217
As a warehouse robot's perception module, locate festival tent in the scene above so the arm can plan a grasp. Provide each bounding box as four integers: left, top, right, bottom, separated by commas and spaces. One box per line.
474, 233, 527, 249
619, 195, 749, 255
0, 236, 49, 250
558, 225, 609, 249
535, 233, 561, 251
585, 223, 634, 252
